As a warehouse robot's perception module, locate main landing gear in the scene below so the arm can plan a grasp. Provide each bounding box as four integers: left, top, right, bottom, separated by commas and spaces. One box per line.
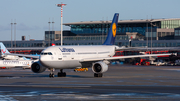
57, 69, 66, 77
49, 68, 54, 78
94, 73, 103, 77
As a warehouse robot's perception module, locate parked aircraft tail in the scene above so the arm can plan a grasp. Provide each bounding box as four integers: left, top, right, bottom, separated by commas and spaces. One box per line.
0, 42, 10, 55
103, 13, 119, 45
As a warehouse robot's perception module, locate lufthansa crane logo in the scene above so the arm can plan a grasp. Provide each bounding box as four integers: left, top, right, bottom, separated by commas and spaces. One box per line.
112, 23, 117, 37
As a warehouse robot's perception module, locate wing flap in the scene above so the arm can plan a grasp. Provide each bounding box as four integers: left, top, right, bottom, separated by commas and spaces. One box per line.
115, 46, 147, 51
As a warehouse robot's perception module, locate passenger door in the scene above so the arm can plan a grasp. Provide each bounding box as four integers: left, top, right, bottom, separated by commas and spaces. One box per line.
56, 49, 62, 60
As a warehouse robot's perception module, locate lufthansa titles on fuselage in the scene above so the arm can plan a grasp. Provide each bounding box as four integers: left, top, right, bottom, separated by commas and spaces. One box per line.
59, 48, 75, 52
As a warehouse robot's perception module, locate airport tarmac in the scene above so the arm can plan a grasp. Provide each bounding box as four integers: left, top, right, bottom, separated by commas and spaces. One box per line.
0, 64, 180, 101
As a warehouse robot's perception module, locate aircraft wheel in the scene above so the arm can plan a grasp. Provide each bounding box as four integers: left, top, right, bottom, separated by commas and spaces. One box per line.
94, 73, 103, 77
57, 72, 66, 77
49, 73, 54, 78
63, 72, 66, 77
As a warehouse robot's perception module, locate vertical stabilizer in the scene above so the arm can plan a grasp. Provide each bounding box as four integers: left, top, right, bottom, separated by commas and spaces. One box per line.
0, 42, 10, 55
103, 13, 119, 45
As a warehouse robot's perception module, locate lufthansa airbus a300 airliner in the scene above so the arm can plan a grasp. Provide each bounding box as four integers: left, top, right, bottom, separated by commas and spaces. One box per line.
31, 13, 173, 78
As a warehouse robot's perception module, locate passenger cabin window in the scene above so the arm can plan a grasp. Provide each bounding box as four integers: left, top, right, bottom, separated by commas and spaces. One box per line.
41, 52, 53, 55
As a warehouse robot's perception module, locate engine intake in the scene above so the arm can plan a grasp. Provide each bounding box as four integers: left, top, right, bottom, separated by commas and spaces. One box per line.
31, 61, 46, 73
92, 62, 108, 73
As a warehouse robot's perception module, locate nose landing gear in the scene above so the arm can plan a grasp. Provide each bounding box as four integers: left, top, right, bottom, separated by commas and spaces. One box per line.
49, 68, 54, 78
49, 69, 66, 78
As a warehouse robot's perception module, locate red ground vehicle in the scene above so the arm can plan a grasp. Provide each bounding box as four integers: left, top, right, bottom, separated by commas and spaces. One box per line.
0, 67, 6, 69
113, 51, 124, 57
135, 59, 150, 66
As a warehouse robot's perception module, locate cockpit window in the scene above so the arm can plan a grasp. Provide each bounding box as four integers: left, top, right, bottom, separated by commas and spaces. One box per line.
48, 52, 52, 55
40, 52, 52, 55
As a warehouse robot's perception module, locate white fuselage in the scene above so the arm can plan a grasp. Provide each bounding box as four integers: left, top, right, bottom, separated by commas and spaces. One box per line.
40, 45, 116, 69
0, 60, 35, 68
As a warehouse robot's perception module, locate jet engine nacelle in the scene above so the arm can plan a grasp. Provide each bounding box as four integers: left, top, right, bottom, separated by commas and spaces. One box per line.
31, 61, 46, 73
92, 61, 108, 73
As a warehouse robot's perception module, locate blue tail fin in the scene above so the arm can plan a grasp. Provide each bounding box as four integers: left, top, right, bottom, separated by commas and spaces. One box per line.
103, 13, 119, 45
0, 42, 10, 55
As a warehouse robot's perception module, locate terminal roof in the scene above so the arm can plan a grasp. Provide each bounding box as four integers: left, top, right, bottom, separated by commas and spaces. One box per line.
64, 18, 180, 26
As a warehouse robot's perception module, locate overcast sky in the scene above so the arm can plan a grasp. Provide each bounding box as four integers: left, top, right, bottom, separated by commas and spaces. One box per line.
0, 0, 180, 41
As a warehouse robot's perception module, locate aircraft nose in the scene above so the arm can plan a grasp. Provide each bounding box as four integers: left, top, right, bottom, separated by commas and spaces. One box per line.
40, 55, 46, 61
39, 55, 52, 67
39, 55, 47, 65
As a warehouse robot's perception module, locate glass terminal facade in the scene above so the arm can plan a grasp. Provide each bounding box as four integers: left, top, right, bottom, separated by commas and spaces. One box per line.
67, 19, 180, 36
70, 21, 160, 36
161, 19, 180, 29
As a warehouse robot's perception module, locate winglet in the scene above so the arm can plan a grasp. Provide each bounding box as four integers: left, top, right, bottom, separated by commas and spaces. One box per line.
0, 42, 10, 55
103, 13, 119, 45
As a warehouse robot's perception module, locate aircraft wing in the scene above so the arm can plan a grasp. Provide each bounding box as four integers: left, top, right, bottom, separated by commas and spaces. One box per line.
80, 53, 174, 62
116, 46, 180, 51
115, 46, 147, 51
4, 53, 39, 59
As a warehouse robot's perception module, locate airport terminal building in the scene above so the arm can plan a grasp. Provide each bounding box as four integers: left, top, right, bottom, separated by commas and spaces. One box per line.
2, 18, 180, 49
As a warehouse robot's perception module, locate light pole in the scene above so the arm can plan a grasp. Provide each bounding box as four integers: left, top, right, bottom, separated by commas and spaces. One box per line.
29, 35, 30, 40
56, 3, 67, 46
151, 21, 152, 54
146, 16, 148, 51
150, 21, 157, 54
11, 20, 13, 52
101, 19, 104, 44
14, 20, 17, 53
48, 19, 51, 46
52, 18, 55, 44
48, 18, 55, 46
